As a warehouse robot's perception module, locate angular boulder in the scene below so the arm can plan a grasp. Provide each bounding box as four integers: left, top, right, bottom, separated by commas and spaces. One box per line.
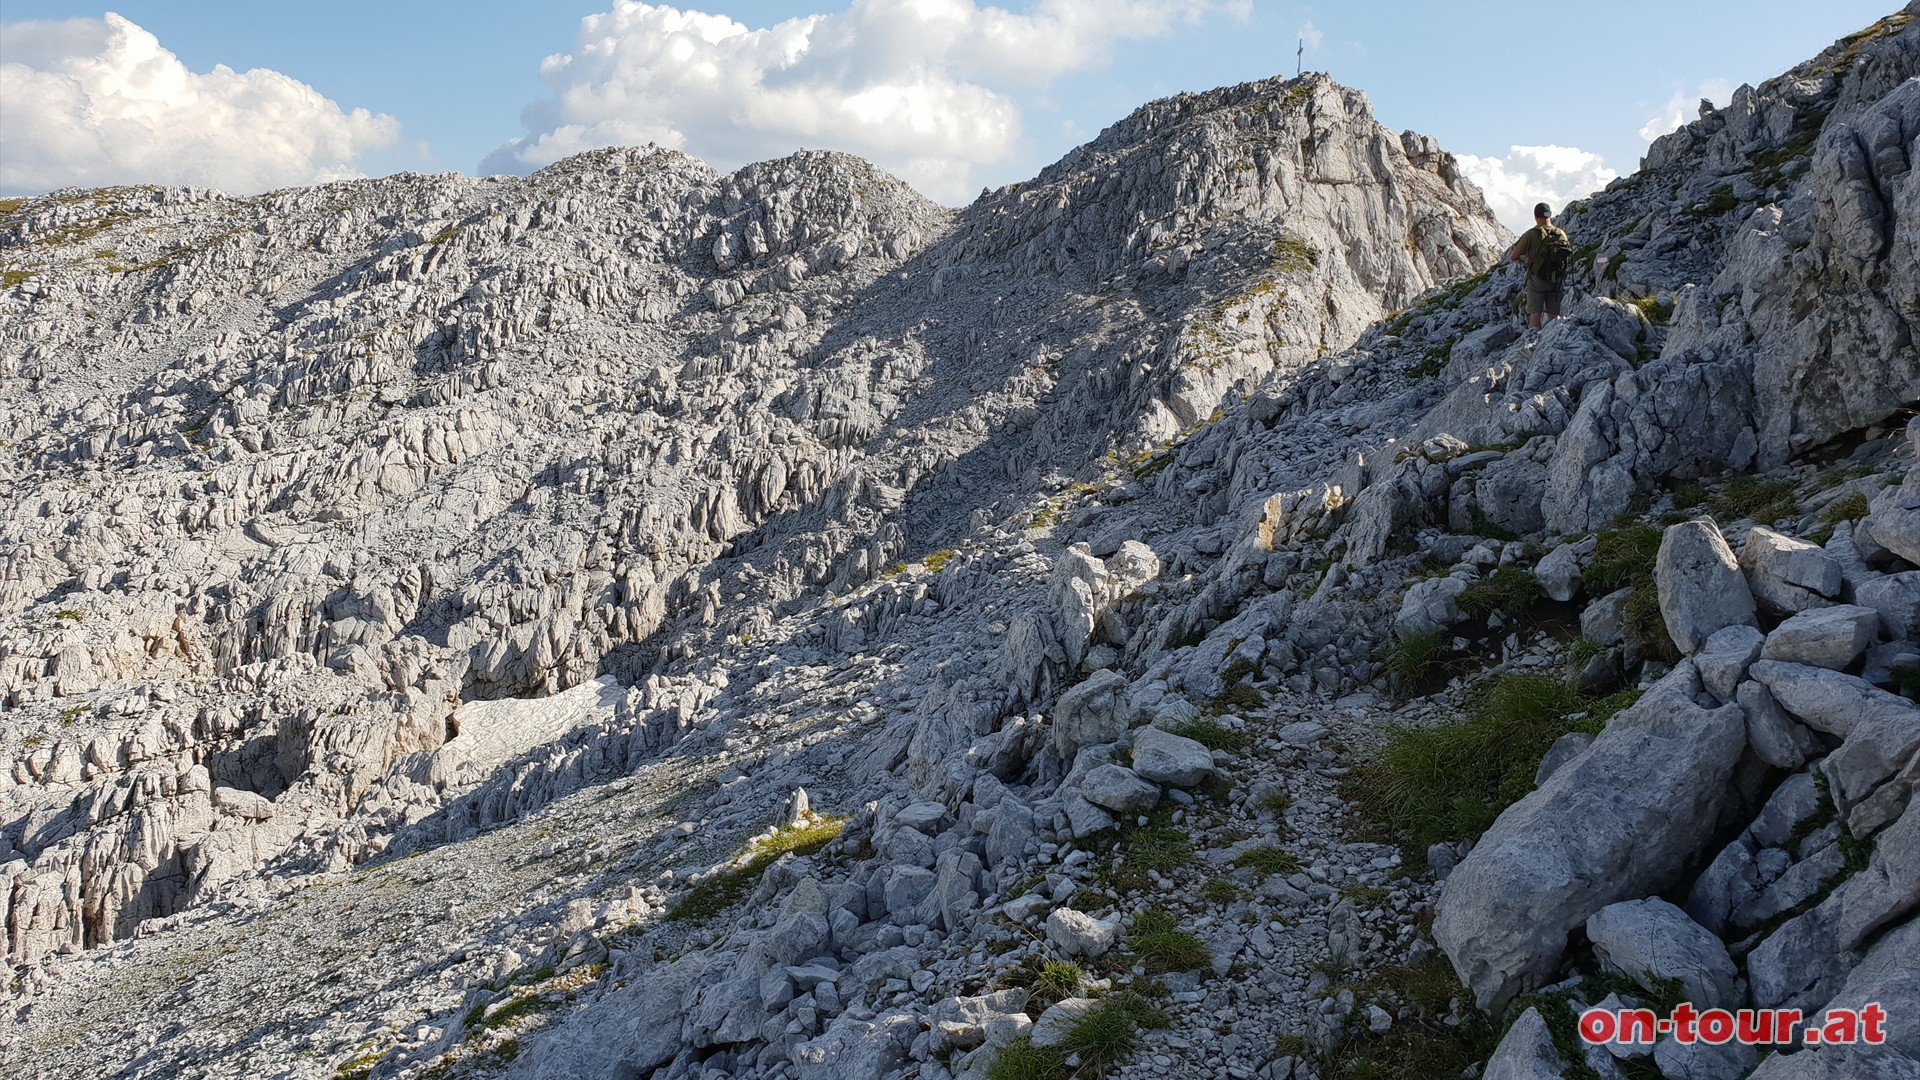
1433, 663, 1747, 1013
793, 1010, 918, 1080
1657, 519, 1758, 655
1483, 1007, 1565, 1080
1864, 483, 1920, 568
1130, 726, 1215, 788
1395, 575, 1470, 636
1745, 916, 1920, 1078
1585, 898, 1740, 1008
1050, 669, 1131, 759
1748, 661, 1908, 737
1746, 794, 1920, 1009
1741, 526, 1843, 612
1696, 624, 1765, 703
1080, 763, 1160, 814
1761, 604, 1881, 670
1045, 906, 1115, 958
1535, 537, 1593, 603
1856, 570, 1920, 641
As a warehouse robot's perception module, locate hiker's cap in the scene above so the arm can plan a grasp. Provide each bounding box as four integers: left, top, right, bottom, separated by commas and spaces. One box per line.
1534, 202, 1552, 218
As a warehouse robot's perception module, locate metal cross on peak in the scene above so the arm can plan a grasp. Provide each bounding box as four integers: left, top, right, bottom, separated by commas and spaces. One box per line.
1296, 39, 1303, 78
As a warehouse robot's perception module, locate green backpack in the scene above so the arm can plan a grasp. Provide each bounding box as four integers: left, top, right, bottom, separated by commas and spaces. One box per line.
1530, 225, 1573, 287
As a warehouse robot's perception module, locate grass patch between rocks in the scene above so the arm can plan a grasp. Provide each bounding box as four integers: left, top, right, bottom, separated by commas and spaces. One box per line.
1234, 845, 1300, 877
985, 993, 1171, 1080
1345, 674, 1644, 859
999, 956, 1086, 1008
1164, 716, 1252, 751
1095, 809, 1193, 894
665, 815, 847, 921
1379, 628, 1455, 698
1316, 952, 1498, 1080
1456, 567, 1543, 621
1708, 474, 1799, 525
1128, 909, 1212, 974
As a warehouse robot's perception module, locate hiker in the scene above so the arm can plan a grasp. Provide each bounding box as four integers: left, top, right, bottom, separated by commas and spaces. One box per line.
1508, 201, 1572, 329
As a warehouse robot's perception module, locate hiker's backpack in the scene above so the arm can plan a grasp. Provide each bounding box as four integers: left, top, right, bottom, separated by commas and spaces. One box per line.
1530, 225, 1573, 287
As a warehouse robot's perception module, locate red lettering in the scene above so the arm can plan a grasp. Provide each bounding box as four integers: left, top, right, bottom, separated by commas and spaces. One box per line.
1823, 1009, 1860, 1045
1863, 1003, 1888, 1045
1698, 1009, 1735, 1045
1619, 1008, 1658, 1045
1736, 1009, 1771, 1044
1579, 1008, 1616, 1044
1777, 1009, 1804, 1044
1672, 1002, 1699, 1044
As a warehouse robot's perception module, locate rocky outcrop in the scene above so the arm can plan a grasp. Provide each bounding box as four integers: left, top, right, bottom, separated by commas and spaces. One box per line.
0, 69, 1504, 975
1432, 663, 1748, 1013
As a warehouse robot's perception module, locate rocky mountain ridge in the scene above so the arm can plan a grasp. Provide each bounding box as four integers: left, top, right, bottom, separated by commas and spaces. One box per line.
3, 7, 1919, 1080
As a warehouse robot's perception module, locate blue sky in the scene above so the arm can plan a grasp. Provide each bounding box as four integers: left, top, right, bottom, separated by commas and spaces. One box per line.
0, 1, 1900, 227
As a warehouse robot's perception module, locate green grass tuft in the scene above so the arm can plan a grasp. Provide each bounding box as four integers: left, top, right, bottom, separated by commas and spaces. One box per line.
1584, 524, 1662, 595
1234, 845, 1300, 876
1092, 810, 1194, 894
666, 815, 847, 921
1130, 910, 1212, 974
1345, 675, 1644, 855
1820, 492, 1870, 524
1621, 586, 1680, 664
1200, 878, 1242, 905
1379, 628, 1453, 697
1708, 474, 1799, 525
1628, 295, 1675, 326
1456, 567, 1543, 621
1166, 716, 1252, 751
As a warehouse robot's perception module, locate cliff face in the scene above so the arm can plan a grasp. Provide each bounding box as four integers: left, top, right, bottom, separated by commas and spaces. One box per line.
5, 11, 1920, 1080
0, 74, 1498, 971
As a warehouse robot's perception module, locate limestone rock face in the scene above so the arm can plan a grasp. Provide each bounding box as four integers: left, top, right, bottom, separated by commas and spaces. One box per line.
0, 71, 1505, 975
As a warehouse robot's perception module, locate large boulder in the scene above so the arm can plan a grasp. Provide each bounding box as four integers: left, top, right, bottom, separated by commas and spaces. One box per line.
1395, 575, 1470, 636
1856, 571, 1920, 641
1050, 669, 1131, 759
1433, 663, 1748, 1012
1130, 726, 1216, 788
1585, 898, 1740, 1008
793, 1010, 918, 1080
1760, 605, 1882, 670
1741, 526, 1844, 612
1080, 764, 1160, 814
509, 954, 705, 1079
1863, 483, 1920, 568
1657, 519, 1759, 655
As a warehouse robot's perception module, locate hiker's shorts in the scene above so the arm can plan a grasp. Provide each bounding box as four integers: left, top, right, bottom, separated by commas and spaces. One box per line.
1527, 284, 1563, 318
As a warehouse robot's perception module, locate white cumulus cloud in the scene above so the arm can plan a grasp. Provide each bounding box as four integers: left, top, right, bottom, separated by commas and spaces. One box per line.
1299, 21, 1323, 49
0, 12, 400, 196
1456, 144, 1619, 233
483, 0, 1241, 204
